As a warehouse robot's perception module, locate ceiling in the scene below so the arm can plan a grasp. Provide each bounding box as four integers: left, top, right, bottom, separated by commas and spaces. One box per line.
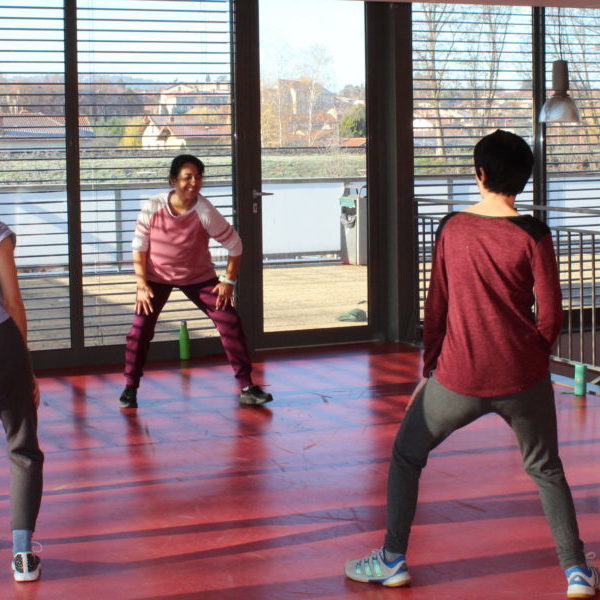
350, 0, 599, 8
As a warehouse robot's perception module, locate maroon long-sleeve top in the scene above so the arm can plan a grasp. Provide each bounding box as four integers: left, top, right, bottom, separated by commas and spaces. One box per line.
423, 212, 563, 397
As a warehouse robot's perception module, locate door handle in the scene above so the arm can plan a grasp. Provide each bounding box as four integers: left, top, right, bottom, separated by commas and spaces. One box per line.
252, 190, 274, 199
252, 189, 274, 214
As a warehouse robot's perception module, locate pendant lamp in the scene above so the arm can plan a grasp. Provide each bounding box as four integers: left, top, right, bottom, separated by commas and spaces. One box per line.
539, 59, 581, 124
539, 10, 581, 125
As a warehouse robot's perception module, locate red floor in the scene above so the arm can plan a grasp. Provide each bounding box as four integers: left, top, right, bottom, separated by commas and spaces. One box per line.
1, 342, 599, 599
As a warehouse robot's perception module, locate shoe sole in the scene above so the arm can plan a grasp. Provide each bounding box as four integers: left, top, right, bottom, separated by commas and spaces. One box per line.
13, 568, 40, 582
345, 572, 411, 587
567, 591, 596, 599
239, 396, 273, 406
119, 402, 138, 409
383, 573, 411, 587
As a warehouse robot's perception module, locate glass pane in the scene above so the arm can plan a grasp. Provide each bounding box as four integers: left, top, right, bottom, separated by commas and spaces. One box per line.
412, 4, 533, 319
544, 8, 600, 230
543, 9, 600, 366
0, 0, 69, 350
77, 0, 234, 347
259, 0, 367, 332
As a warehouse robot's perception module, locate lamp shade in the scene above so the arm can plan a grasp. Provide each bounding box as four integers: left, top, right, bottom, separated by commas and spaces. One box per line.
539, 60, 581, 124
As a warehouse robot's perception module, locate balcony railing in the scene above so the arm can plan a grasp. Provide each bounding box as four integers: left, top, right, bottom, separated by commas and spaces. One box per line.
5, 173, 600, 363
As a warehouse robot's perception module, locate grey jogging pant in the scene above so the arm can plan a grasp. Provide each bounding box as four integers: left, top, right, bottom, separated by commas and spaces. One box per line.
384, 374, 586, 570
0, 318, 44, 531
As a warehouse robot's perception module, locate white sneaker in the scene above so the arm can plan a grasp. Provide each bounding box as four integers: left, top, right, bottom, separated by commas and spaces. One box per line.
345, 548, 411, 587
12, 552, 41, 582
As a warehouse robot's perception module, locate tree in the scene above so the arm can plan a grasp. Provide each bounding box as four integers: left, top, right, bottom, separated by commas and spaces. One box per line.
340, 104, 366, 137
413, 4, 459, 159
546, 10, 600, 171
299, 45, 334, 146
260, 44, 295, 147
119, 116, 146, 148
339, 84, 365, 100
463, 6, 513, 140
260, 45, 336, 147
93, 116, 127, 148
261, 79, 289, 147
414, 6, 526, 170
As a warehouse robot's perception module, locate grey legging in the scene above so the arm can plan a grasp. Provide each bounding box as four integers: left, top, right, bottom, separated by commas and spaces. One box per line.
385, 374, 586, 570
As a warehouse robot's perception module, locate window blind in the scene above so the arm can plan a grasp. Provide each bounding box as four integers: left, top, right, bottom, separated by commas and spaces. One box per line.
544, 8, 600, 231
413, 3, 534, 313
0, 1, 70, 350
77, 0, 234, 347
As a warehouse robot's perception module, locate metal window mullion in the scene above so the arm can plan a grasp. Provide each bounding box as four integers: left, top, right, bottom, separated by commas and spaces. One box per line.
592, 235, 597, 366
579, 233, 584, 363
532, 6, 547, 222
64, 0, 84, 351
567, 230, 574, 360
554, 229, 563, 358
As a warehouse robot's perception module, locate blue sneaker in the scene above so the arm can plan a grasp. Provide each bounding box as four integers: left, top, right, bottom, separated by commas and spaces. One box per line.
345, 548, 411, 587
566, 564, 600, 598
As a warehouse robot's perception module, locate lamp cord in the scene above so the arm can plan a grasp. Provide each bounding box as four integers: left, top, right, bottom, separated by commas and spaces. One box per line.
557, 7, 563, 60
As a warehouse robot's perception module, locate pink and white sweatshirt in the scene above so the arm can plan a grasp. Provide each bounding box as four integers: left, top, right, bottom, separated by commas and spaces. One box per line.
132, 191, 242, 286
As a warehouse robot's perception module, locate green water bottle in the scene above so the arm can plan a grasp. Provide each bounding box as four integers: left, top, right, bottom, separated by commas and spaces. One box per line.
179, 320, 190, 360
574, 363, 587, 396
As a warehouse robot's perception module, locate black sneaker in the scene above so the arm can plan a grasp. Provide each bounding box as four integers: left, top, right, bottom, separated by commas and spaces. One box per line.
119, 386, 138, 409
12, 552, 41, 582
239, 385, 273, 406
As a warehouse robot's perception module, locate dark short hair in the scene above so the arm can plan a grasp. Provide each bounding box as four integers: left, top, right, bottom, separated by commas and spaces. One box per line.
473, 129, 533, 196
169, 154, 205, 182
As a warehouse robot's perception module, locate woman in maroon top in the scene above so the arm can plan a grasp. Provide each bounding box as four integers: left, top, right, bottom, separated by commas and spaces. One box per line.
344, 130, 598, 597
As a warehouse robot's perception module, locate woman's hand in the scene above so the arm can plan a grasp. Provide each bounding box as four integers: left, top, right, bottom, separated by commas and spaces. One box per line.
212, 281, 235, 310
406, 377, 428, 411
135, 282, 154, 315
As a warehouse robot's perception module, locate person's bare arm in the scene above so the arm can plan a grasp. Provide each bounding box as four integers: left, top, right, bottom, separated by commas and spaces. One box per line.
0, 237, 27, 340
406, 377, 428, 411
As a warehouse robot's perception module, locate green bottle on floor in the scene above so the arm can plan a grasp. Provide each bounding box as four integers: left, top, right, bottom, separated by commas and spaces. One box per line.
179, 320, 191, 360
574, 363, 587, 396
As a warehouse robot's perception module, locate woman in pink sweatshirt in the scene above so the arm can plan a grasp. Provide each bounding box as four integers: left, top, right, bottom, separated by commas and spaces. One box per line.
119, 154, 272, 409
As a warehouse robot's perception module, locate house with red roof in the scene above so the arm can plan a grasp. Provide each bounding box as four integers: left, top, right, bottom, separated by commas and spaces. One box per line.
0, 111, 94, 149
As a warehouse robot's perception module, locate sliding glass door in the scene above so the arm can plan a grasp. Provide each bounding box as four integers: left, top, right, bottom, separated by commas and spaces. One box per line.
257, 0, 370, 339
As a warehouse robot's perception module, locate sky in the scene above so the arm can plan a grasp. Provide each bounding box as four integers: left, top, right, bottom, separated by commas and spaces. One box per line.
8, 1, 596, 94
0, 0, 366, 92
259, 0, 366, 91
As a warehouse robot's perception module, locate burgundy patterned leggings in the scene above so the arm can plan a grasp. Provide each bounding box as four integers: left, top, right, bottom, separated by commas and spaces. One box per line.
124, 278, 253, 389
